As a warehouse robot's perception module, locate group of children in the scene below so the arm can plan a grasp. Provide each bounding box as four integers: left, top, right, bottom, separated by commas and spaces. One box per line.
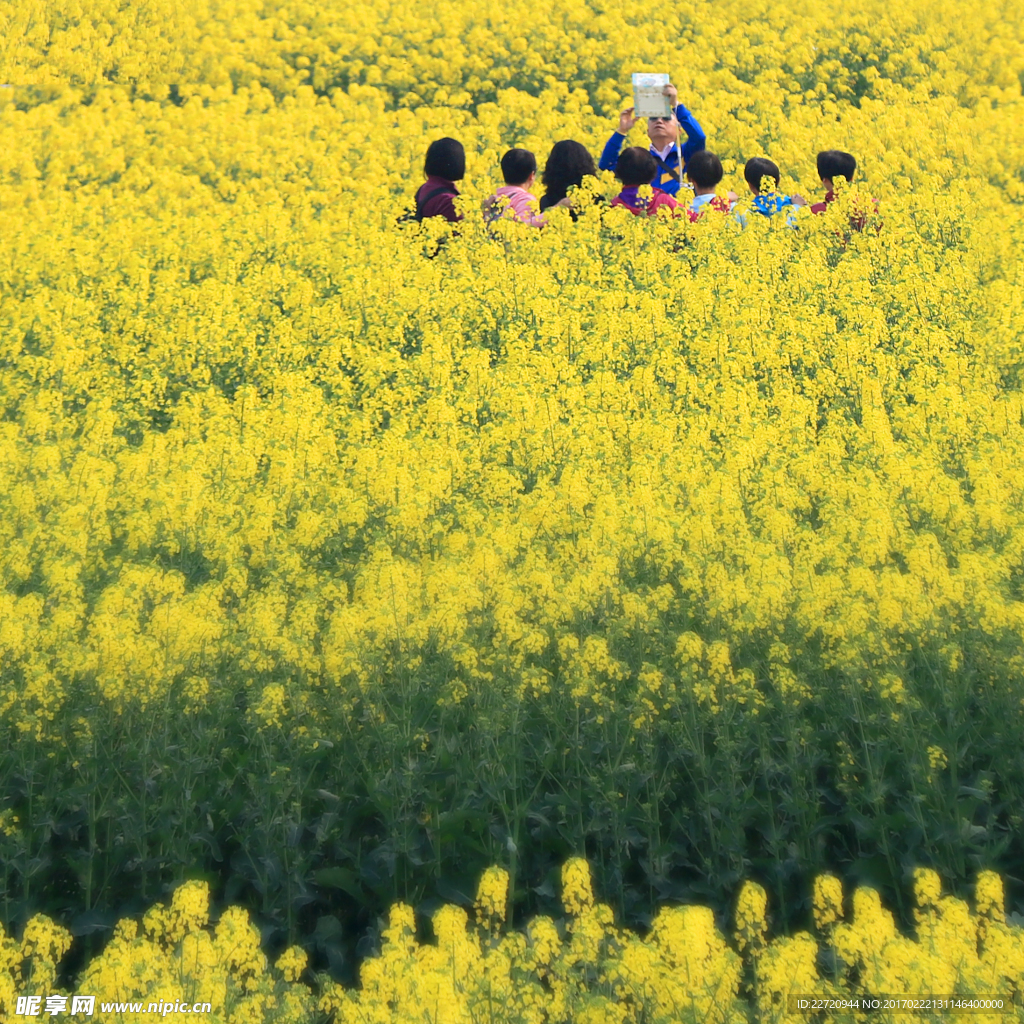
412, 85, 863, 230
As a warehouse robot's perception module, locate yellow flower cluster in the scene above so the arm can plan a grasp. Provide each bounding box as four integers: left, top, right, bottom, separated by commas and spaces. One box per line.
314, 862, 1024, 1023
735, 880, 769, 954
813, 873, 845, 931
6, 863, 1021, 1023
1, 881, 314, 1023
475, 864, 510, 930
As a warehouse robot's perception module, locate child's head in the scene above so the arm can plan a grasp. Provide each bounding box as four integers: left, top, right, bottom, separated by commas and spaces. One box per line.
744, 157, 780, 195
616, 146, 658, 187
687, 150, 723, 192
542, 140, 598, 198
424, 137, 466, 181
816, 150, 856, 189
501, 148, 537, 187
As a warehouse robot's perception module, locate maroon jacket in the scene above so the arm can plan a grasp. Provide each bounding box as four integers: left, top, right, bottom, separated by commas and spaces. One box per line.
809, 189, 835, 216
415, 176, 461, 222
811, 189, 879, 231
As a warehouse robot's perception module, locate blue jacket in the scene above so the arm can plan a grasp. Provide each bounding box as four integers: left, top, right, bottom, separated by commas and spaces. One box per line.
752, 193, 794, 217
736, 192, 799, 228
598, 104, 706, 197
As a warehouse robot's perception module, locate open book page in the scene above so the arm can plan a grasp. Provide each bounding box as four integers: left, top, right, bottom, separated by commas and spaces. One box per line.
631, 73, 671, 117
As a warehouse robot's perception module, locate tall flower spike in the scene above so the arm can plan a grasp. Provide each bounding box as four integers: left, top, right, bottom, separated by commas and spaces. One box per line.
276, 945, 308, 983
812, 874, 844, 932
166, 880, 210, 944
735, 881, 768, 955
975, 869, 1005, 947
913, 868, 942, 928
475, 865, 510, 930
561, 857, 595, 917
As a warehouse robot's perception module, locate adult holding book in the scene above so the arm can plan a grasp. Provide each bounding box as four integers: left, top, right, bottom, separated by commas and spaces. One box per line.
598, 82, 706, 198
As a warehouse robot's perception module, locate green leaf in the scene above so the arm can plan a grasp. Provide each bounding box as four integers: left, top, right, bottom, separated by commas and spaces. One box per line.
315, 867, 362, 899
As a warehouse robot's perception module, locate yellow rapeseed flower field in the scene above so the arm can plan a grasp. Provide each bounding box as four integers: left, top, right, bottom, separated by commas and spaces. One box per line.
0, 0, 1023, 1015
3, 861, 1024, 1021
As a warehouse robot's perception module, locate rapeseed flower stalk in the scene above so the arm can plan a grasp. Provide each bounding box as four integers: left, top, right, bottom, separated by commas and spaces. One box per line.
475, 865, 510, 930
812, 873, 845, 932
561, 857, 595, 917
735, 880, 769, 955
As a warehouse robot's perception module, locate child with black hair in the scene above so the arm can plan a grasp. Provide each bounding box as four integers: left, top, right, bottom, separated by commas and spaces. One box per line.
610, 147, 681, 217
741, 157, 806, 222
413, 137, 465, 223
810, 150, 857, 214
483, 148, 548, 227
810, 149, 878, 231
538, 140, 600, 218
685, 150, 736, 220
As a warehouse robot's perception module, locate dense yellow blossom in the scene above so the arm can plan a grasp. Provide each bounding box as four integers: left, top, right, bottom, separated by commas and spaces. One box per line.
561, 857, 595, 917
475, 865, 510, 929
4, 866, 1024, 1022
813, 874, 845, 932
0, 0, 1021, 741
1, 882, 314, 1023
1, 0, 1024, 1003
735, 880, 769, 954
827, 871, 1024, 1024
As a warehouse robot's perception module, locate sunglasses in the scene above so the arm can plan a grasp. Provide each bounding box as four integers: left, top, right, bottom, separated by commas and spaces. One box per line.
648, 116, 674, 124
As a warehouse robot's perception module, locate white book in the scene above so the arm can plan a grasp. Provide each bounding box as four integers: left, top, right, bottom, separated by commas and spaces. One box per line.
632, 73, 672, 118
